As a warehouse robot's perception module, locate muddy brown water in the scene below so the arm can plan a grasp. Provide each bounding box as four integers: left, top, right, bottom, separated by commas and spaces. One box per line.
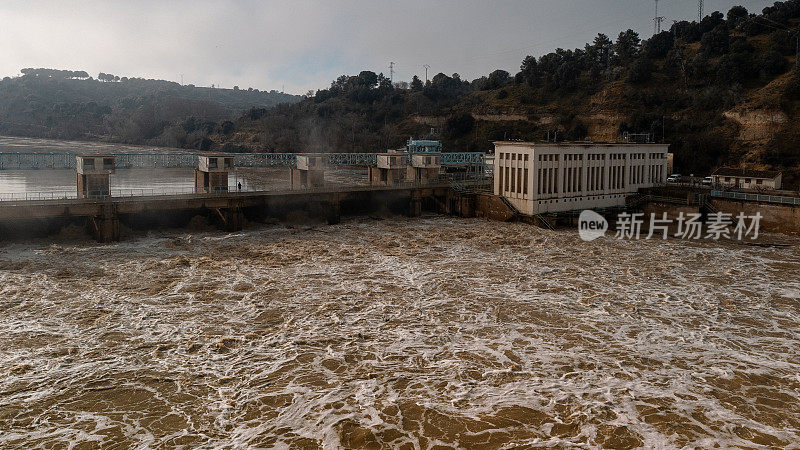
0, 216, 799, 448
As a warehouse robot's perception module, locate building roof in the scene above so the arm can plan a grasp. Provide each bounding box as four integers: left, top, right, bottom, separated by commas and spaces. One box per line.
493, 141, 668, 148
712, 167, 782, 179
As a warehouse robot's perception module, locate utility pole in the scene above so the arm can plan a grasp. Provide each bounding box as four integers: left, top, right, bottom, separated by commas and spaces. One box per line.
423, 64, 430, 83
697, 0, 704, 22
389, 62, 395, 83
653, 0, 664, 35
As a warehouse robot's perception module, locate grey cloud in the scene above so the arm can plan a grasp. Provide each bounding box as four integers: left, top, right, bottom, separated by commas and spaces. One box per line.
0, 0, 773, 93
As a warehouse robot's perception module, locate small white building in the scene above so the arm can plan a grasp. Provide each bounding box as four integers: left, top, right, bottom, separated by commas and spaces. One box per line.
494, 142, 669, 214
712, 167, 782, 190
76, 155, 115, 198
291, 154, 326, 189
195, 154, 233, 193
370, 153, 408, 185
407, 153, 441, 181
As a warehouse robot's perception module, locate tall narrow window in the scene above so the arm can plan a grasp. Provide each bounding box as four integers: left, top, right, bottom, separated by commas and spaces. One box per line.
553, 165, 558, 194
538, 168, 542, 194
523, 168, 528, 195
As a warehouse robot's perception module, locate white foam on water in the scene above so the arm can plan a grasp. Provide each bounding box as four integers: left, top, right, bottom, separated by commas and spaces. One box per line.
0, 217, 799, 447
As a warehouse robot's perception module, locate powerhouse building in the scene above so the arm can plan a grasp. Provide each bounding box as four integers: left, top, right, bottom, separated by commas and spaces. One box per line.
494, 141, 669, 214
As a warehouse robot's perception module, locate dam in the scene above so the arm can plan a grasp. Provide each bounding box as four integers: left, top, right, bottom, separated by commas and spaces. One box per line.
0, 148, 489, 241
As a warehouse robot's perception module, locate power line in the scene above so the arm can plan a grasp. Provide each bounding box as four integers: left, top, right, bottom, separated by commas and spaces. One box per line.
743, 13, 800, 71
757, 14, 792, 31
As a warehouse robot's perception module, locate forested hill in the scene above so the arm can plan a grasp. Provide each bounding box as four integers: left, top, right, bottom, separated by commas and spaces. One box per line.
208, 2, 800, 187
0, 69, 300, 149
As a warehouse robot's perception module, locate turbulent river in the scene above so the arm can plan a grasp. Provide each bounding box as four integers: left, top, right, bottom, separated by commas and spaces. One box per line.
1, 216, 799, 448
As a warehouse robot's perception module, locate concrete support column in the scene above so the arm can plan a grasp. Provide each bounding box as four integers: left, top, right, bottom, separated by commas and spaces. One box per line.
459, 195, 475, 218
326, 195, 341, 225
91, 203, 119, 243
217, 207, 244, 232
408, 190, 422, 217
308, 195, 341, 225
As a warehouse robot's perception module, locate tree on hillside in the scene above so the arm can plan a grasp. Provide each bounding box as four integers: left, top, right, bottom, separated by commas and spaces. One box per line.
486, 69, 510, 89
727, 5, 749, 29
759, 51, 789, 76
586, 33, 614, 78
445, 113, 475, 139
519, 55, 539, 86
700, 25, 730, 56
671, 21, 702, 43
628, 57, 653, 83
410, 75, 423, 91
700, 11, 725, 33
357, 71, 378, 87
615, 29, 641, 65
643, 31, 674, 59
98, 73, 119, 82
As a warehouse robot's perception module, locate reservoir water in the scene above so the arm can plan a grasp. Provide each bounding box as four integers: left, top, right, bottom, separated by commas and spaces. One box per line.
0, 136, 370, 198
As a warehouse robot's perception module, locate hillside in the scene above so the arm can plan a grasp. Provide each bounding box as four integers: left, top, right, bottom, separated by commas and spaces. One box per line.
207, 2, 800, 188
0, 69, 300, 149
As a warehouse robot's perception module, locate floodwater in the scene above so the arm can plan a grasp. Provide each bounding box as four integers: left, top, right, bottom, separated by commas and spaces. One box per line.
1, 216, 799, 448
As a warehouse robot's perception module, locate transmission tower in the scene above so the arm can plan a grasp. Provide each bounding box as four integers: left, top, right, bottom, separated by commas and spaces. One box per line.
389, 62, 395, 83
653, 0, 665, 34
697, 0, 704, 22
423, 64, 430, 83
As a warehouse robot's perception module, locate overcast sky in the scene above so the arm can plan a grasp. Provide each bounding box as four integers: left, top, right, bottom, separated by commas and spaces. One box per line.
0, 0, 775, 94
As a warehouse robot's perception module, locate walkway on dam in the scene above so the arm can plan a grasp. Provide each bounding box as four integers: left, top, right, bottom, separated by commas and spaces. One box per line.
0, 179, 491, 215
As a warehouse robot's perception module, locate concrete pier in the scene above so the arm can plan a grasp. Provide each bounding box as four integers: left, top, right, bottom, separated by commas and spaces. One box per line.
76, 155, 115, 199
291, 155, 326, 189
370, 154, 408, 186
195, 154, 233, 194
90, 203, 120, 243
407, 153, 442, 182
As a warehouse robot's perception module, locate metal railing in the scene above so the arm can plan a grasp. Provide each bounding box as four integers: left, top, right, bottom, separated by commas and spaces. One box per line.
711, 190, 800, 206
0, 174, 492, 203
0, 152, 487, 170
441, 152, 485, 166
